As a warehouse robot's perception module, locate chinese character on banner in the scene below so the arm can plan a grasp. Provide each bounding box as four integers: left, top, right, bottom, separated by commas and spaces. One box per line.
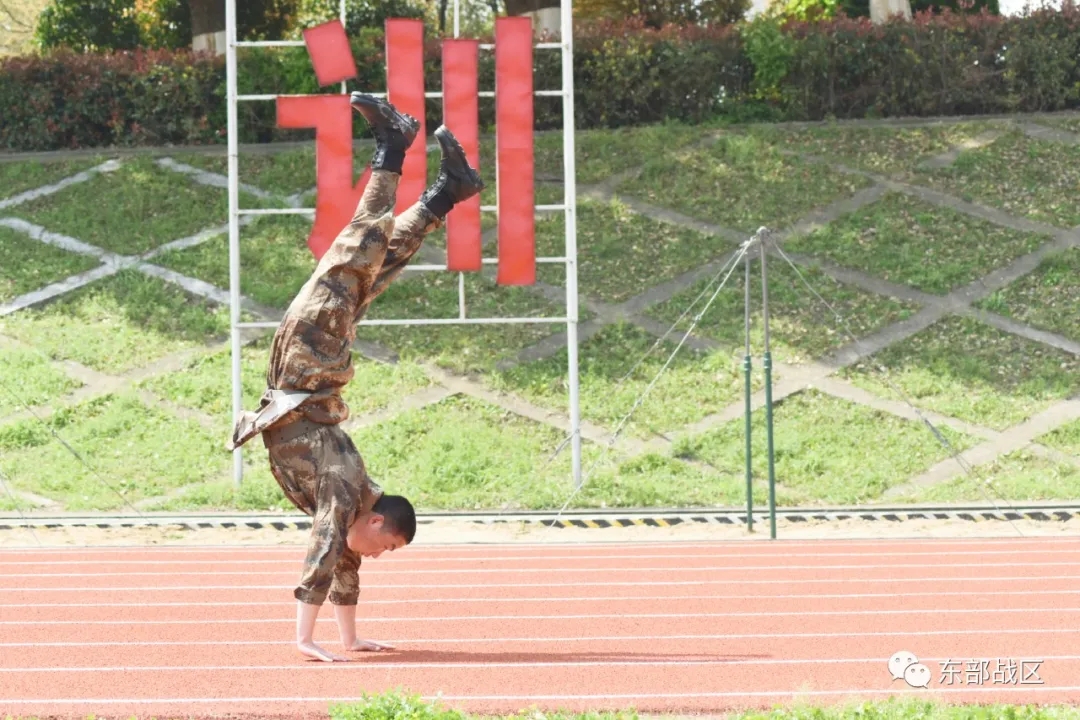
274, 17, 537, 285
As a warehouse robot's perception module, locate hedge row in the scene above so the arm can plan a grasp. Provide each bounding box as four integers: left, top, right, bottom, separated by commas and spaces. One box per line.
2, 6, 1078, 151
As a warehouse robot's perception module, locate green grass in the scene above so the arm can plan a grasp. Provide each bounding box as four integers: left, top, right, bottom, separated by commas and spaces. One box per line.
12, 157, 264, 255
140, 336, 433, 425
0, 269, 231, 374
786, 191, 1048, 295
360, 270, 566, 374
915, 129, 1080, 228
671, 388, 973, 505
730, 699, 1080, 720
528, 123, 704, 185
0, 393, 230, 510
976, 247, 1080, 342
0, 224, 100, 303
618, 133, 872, 233
154, 215, 317, 309
1040, 115, 1080, 136
326, 692, 1080, 720
139, 455, 296, 512
842, 315, 1080, 431
1038, 418, 1080, 458
745, 121, 1000, 176
647, 258, 917, 365
534, 196, 733, 302
0, 156, 105, 200
0, 344, 83, 417
333, 393, 746, 510
7, 118, 1080, 513
913, 448, 1080, 503
172, 147, 319, 197
491, 321, 752, 440
7, 690, 1080, 720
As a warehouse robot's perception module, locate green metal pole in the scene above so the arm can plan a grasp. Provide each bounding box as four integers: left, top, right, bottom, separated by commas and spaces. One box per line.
743, 250, 753, 533
760, 233, 777, 540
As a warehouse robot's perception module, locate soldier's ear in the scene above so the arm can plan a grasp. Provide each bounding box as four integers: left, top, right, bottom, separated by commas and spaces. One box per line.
368, 513, 384, 529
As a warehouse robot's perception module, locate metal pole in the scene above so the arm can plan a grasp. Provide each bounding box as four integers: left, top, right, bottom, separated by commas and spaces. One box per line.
743, 250, 753, 532
226, 0, 243, 488
760, 231, 777, 540
340, 0, 347, 94
560, 0, 582, 488
454, 0, 461, 36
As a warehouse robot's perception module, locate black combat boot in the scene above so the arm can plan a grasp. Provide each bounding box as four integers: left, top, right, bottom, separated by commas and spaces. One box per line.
419, 125, 485, 219
349, 92, 420, 173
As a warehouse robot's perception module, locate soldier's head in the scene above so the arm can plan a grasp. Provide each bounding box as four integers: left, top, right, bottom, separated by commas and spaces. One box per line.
347, 494, 416, 558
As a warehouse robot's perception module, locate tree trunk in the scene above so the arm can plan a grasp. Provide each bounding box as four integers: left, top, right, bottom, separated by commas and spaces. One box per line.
869, 0, 911, 22
190, 0, 226, 55
504, 0, 561, 36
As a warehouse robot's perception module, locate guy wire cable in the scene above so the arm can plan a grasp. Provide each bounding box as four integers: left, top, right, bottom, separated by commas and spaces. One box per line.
544, 235, 757, 527
0, 377, 149, 521
0, 465, 43, 547
506, 242, 753, 521
769, 241, 1027, 537
541, 242, 751, 469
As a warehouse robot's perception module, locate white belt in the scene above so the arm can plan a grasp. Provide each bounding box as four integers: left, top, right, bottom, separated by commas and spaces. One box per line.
227, 389, 313, 451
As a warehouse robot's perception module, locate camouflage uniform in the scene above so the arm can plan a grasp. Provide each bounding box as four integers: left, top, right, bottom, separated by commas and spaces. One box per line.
229, 169, 441, 606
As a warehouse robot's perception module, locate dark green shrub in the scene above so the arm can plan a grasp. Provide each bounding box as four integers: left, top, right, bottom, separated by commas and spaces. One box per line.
2, 7, 1079, 152
0, 49, 224, 150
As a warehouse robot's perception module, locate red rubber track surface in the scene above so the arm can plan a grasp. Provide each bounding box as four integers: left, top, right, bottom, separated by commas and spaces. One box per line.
2, 537, 1080, 719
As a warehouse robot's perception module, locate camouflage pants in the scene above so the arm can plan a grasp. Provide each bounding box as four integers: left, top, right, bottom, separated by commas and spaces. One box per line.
263, 170, 440, 606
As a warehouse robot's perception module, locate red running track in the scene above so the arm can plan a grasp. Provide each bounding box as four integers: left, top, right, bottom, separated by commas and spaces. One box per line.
2, 537, 1080, 719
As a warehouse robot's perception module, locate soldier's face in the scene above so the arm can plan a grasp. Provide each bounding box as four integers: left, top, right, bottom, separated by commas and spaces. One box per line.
348, 515, 406, 558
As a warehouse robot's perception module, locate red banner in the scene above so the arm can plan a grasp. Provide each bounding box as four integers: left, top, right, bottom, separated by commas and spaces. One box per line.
442, 39, 482, 272
385, 19, 427, 216
494, 17, 536, 286
275, 19, 537, 283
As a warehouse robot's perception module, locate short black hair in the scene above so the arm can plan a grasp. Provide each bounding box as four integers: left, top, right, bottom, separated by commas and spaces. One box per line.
372, 494, 416, 544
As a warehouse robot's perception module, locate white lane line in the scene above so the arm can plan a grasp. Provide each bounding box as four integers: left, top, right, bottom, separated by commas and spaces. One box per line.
4, 607, 1079, 626
3, 627, 1078, 648
7, 574, 1080, 592
3, 546, 1079, 566
1, 656, 1073, 673
4, 608, 1075, 626
4, 560, 1078, 578
5, 588, 1078, 609
1, 536, 1076, 555
5, 687, 1079, 705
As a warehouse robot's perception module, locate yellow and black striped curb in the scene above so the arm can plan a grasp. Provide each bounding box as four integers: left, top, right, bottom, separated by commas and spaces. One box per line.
3, 507, 1080, 531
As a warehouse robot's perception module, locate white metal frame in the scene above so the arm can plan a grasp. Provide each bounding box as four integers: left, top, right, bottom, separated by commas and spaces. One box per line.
225, 0, 582, 488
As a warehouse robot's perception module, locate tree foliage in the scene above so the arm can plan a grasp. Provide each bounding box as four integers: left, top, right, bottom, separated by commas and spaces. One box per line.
34, 0, 302, 51
34, 0, 143, 51
292, 0, 427, 35
573, 0, 751, 27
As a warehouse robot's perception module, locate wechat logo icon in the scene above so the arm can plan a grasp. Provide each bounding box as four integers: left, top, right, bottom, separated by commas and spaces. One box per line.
889, 650, 931, 688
